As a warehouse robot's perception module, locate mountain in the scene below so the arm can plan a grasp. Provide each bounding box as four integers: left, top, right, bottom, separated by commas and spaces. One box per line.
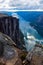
0, 13, 26, 50
16, 12, 43, 38
30, 15, 43, 37
5, 12, 43, 51
18, 14, 43, 51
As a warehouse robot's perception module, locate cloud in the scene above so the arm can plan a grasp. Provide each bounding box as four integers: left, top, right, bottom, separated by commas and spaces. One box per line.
0, 0, 43, 10
12, 13, 19, 18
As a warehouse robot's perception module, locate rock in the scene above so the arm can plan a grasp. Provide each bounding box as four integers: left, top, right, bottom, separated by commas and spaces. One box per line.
0, 14, 26, 50
0, 32, 23, 65
0, 41, 4, 57
0, 15, 19, 45
25, 43, 43, 65
30, 15, 43, 37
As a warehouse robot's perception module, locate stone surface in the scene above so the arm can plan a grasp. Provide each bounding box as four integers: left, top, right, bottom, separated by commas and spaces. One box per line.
0, 32, 22, 65
24, 43, 43, 65
0, 14, 26, 50
0, 14, 19, 46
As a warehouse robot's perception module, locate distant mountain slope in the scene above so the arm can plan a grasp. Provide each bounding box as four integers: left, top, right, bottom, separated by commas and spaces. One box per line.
30, 15, 43, 37
19, 15, 43, 51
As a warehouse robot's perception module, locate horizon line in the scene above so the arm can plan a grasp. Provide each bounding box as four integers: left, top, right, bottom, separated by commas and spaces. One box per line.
0, 10, 43, 12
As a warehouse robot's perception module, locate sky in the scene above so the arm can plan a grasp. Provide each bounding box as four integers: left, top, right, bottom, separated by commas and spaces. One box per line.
0, 0, 43, 10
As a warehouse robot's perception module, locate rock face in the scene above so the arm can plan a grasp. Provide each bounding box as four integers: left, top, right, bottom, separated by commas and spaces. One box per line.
0, 41, 4, 57
0, 14, 25, 50
0, 32, 23, 65
0, 14, 19, 46
30, 44, 43, 65
25, 43, 43, 65
30, 15, 43, 37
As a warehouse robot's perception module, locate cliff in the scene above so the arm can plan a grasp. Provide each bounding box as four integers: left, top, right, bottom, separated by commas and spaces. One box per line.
0, 16, 19, 42
30, 15, 43, 37
0, 14, 25, 50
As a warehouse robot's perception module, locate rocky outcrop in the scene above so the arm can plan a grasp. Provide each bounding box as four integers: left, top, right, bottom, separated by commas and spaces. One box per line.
30, 43, 43, 65
0, 15, 19, 45
0, 32, 23, 65
23, 43, 43, 65
0, 14, 26, 50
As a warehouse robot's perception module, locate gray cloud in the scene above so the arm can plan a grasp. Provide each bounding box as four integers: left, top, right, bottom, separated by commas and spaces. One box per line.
0, 0, 43, 10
